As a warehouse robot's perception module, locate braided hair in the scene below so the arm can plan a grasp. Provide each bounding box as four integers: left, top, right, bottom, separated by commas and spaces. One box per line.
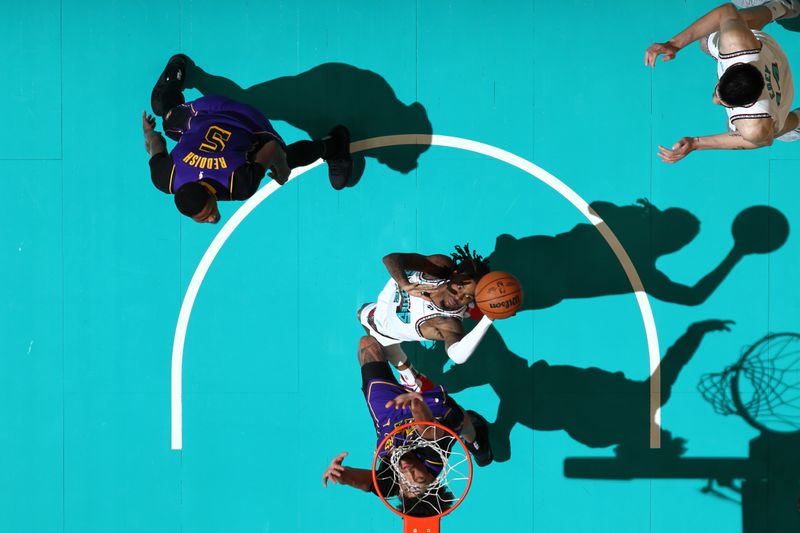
450, 244, 490, 283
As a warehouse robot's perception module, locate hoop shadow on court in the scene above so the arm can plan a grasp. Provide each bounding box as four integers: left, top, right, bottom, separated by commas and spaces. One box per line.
185, 61, 433, 186
488, 200, 789, 310
564, 332, 800, 533
411, 326, 800, 532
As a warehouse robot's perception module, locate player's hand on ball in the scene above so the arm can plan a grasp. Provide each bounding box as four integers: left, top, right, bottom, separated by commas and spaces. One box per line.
645, 42, 679, 67
385, 392, 424, 410
657, 137, 695, 163
322, 451, 348, 487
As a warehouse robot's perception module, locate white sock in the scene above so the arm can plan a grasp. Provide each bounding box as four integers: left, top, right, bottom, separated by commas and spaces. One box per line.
764, 0, 789, 20
398, 366, 418, 386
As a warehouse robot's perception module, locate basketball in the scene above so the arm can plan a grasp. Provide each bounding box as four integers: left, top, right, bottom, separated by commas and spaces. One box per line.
475, 272, 523, 319
731, 206, 789, 255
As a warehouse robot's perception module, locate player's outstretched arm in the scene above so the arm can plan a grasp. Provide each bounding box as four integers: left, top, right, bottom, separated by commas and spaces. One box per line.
647, 247, 744, 305
382, 253, 452, 295
645, 3, 753, 67
657, 123, 772, 163
658, 320, 734, 393
322, 452, 374, 492
420, 316, 494, 365
142, 111, 166, 156
385, 392, 446, 440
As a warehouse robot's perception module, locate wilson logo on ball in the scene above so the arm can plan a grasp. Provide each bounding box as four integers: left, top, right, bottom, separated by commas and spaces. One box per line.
489, 296, 520, 309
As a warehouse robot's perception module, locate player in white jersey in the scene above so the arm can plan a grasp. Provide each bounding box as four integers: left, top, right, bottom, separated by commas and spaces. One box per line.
358, 245, 495, 391
645, 1, 800, 163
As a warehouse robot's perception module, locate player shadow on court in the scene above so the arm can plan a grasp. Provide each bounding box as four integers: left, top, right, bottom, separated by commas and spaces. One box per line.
410, 320, 731, 463
778, 17, 800, 32
184, 61, 432, 187
488, 200, 789, 311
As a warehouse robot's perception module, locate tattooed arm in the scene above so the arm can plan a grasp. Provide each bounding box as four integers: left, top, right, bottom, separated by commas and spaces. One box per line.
658, 118, 774, 163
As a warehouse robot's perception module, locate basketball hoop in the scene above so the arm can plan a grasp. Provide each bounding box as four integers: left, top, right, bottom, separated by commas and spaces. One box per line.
372, 420, 473, 533
698, 333, 800, 434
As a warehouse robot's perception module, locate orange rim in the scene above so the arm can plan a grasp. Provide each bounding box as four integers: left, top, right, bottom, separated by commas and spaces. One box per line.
371, 419, 474, 520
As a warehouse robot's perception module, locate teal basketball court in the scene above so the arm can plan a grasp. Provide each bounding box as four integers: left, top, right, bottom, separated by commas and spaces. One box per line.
4, 1, 800, 531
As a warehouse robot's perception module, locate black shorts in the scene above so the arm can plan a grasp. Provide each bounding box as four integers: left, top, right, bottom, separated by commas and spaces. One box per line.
361, 361, 397, 393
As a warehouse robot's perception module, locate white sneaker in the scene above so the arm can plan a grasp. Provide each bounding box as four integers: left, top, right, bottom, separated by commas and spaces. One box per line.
779, 0, 800, 18
732, 0, 767, 7
733, 0, 800, 19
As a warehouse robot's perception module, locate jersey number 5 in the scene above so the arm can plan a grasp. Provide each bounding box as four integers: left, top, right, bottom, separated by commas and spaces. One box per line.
199, 126, 232, 153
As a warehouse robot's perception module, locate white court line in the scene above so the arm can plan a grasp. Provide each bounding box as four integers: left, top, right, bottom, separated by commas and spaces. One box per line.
171, 134, 662, 450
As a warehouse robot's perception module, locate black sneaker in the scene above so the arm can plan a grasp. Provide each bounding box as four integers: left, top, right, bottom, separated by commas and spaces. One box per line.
323, 125, 353, 190
465, 410, 493, 467
151, 54, 191, 117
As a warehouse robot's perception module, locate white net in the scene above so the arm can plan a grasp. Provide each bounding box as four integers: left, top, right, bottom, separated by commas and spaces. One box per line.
374, 423, 472, 518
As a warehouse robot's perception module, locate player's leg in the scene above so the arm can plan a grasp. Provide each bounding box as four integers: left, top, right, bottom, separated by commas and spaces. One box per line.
739, 5, 779, 30
357, 305, 426, 390
358, 335, 389, 367
736, 1, 800, 28
150, 54, 191, 117
441, 400, 493, 467
285, 126, 353, 190
359, 337, 408, 403
776, 109, 800, 141
384, 344, 433, 392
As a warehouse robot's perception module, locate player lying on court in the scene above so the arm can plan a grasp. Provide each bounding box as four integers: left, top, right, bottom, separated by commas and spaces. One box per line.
645, 1, 800, 162
322, 336, 493, 515
142, 54, 353, 224
358, 244, 515, 392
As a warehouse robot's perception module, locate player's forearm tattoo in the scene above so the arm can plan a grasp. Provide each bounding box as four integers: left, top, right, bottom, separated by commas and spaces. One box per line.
724, 131, 751, 149
146, 131, 167, 156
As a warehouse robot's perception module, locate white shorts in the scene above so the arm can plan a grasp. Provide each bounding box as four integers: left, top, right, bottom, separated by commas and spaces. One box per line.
358, 303, 401, 347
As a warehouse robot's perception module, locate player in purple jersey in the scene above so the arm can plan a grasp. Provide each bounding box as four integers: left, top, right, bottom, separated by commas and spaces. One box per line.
142, 54, 353, 224
322, 336, 492, 513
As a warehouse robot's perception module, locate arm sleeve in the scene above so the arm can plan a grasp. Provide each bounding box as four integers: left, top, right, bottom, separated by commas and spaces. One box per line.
230, 162, 267, 200
149, 152, 175, 194
445, 315, 494, 364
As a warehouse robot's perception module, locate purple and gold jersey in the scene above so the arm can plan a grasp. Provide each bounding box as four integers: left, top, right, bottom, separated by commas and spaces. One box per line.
167, 95, 285, 194
365, 379, 456, 460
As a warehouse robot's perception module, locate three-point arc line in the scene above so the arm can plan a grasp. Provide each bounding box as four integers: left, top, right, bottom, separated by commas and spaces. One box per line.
170, 134, 662, 451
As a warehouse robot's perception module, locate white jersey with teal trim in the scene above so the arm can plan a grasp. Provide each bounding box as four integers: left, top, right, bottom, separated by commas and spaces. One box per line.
708, 30, 794, 134
371, 271, 467, 344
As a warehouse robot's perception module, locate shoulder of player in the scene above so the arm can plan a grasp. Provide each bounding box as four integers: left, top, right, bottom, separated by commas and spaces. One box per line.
718, 20, 761, 56
735, 117, 775, 145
